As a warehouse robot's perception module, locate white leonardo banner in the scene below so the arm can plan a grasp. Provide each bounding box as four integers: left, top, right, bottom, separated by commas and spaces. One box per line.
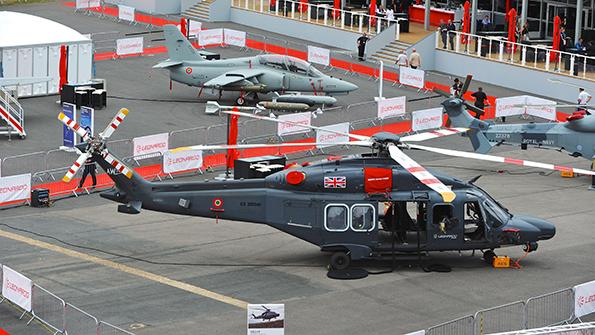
2, 265, 33, 312
495, 95, 527, 118
188, 20, 202, 38
198, 29, 224, 47
316, 122, 350, 148
116, 37, 143, 56
133, 132, 169, 158
525, 96, 557, 121
574, 280, 595, 318
399, 67, 425, 89
76, 0, 100, 9
118, 5, 135, 22
224, 29, 246, 47
0, 173, 31, 204
412, 107, 443, 131
163, 149, 203, 174
307, 46, 330, 66
377, 96, 406, 119
277, 112, 312, 136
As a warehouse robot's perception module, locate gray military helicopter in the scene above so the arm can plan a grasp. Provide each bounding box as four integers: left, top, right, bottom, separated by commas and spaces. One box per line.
251, 306, 281, 321
435, 76, 595, 162
153, 25, 358, 106
59, 97, 595, 270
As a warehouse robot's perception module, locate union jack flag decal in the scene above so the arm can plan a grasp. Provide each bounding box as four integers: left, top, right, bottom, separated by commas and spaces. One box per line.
324, 176, 347, 189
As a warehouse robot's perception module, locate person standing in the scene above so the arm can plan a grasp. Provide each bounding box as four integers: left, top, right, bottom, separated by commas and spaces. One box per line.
78, 155, 97, 189
560, 27, 568, 52
447, 19, 456, 50
409, 48, 421, 69
439, 19, 448, 49
396, 50, 408, 68
357, 33, 370, 61
386, 6, 394, 25
578, 88, 592, 113
450, 78, 462, 96
481, 15, 491, 31
471, 87, 488, 119
576, 37, 587, 55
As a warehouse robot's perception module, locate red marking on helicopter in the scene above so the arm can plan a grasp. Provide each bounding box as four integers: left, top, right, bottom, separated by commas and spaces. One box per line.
407, 166, 426, 173
186, 67, 193, 74
212, 198, 224, 208
554, 165, 573, 172
286, 171, 306, 185
364, 168, 393, 194
504, 158, 523, 165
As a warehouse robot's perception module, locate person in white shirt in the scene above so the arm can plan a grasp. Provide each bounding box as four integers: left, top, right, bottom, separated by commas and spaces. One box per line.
386, 7, 394, 24
396, 50, 408, 68
578, 88, 592, 114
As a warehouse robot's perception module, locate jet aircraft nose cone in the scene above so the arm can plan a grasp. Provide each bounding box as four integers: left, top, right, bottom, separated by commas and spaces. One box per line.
344, 81, 358, 92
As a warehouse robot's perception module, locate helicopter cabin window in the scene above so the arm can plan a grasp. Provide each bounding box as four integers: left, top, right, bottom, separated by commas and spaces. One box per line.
351, 204, 375, 232
432, 204, 457, 231
324, 204, 349, 232
464, 201, 486, 241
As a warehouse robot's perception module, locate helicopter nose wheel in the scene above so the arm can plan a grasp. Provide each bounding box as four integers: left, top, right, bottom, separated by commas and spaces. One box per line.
482, 249, 496, 264
329, 252, 351, 270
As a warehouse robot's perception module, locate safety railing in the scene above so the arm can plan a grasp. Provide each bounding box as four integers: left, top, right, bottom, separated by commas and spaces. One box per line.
0, 85, 26, 139
0, 262, 135, 335
435, 30, 595, 81
232, 0, 402, 39
422, 287, 583, 335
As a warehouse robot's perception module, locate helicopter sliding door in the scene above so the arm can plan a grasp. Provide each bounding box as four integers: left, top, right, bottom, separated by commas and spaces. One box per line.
427, 204, 464, 249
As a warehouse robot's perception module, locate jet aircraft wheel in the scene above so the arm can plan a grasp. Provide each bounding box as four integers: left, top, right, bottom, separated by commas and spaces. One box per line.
330, 252, 351, 270
483, 250, 496, 264
236, 96, 245, 105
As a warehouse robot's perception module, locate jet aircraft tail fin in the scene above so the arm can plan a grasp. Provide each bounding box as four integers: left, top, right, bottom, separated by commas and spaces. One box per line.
162, 24, 204, 62
442, 98, 493, 154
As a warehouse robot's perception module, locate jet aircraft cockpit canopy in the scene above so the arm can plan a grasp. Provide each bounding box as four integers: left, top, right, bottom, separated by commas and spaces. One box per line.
258, 54, 323, 77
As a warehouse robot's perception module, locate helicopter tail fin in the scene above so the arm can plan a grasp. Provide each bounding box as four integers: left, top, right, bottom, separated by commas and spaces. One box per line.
162, 24, 204, 62
442, 98, 493, 154
91, 150, 153, 214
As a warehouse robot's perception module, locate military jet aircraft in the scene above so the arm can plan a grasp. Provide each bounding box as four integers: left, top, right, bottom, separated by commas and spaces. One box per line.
57, 96, 595, 270
153, 25, 358, 105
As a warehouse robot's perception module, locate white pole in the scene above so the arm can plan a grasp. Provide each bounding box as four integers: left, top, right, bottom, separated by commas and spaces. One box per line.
378, 60, 384, 98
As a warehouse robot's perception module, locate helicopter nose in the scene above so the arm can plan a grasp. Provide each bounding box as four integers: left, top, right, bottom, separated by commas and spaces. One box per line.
513, 215, 556, 241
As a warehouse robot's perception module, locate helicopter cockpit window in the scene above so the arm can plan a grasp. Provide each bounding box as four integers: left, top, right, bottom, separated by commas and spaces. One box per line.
483, 199, 507, 228
258, 54, 288, 71
351, 204, 375, 232
325, 204, 349, 232
286, 57, 310, 75
464, 201, 485, 241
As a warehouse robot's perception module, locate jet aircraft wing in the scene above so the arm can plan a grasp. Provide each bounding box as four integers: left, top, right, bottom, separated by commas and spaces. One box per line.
202, 69, 266, 88
152, 60, 184, 69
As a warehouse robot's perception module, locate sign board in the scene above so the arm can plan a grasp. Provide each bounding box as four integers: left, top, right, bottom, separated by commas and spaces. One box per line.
188, 20, 202, 38
377, 96, 406, 119
0, 174, 31, 204
495, 95, 527, 118
118, 5, 135, 22
62, 103, 76, 147
574, 280, 595, 318
525, 96, 557, 121
133, 133, 169, 158
163, 149, 203, 174
2, 265, 32, 312
248, 304, 285, 335
399, 67, 425, 89
198, 29, 224, 47
412, 107, 443, 131
224, 29, 247, 47
76, 0, 100, 9
79, 106, 94, 139
277, 112, 312, 136
316, 122, 350, 148
116, 37, 143, 56
307, 46, 330, 66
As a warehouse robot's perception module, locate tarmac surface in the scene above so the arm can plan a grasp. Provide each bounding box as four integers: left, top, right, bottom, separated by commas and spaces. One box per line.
1, 2, 595, 335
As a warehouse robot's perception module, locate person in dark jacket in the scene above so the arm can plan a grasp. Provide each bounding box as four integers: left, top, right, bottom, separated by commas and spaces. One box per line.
447, 19, 456, 50
471, 87, 488, 119
439, 19, 448, 49
357, 33, 370, 61
78, 155, 97, 189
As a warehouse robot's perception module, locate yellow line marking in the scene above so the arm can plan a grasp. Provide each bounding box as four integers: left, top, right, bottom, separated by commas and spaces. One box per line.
0, 229, 248, 309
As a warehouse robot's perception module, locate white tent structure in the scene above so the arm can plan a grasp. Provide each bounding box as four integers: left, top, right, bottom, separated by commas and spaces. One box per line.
0, 11, 93, 97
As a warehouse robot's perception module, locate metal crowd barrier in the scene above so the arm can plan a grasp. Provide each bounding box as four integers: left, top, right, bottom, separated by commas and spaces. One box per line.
524, 288, 574, 329
474, 301, 526, 335
427, 315, 475, 335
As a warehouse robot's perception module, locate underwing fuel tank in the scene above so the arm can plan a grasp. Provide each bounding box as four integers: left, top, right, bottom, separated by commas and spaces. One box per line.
274, 94, 337, 106
258, 101, 311, 111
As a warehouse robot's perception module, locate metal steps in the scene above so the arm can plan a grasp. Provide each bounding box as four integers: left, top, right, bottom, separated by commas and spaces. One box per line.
370, 40, 411, 64
0, 87, 26, 139
183, 0, 214, 22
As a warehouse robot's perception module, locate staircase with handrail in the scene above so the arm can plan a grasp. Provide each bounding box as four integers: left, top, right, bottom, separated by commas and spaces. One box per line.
0, 86, 26, 139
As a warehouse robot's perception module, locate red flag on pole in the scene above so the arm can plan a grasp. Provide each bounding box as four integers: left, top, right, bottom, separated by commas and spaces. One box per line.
462, 1, 470, 44
370, 0, 377, 26
550, 16, 561, 63
299, 0, 308, 13
507, 8, 517, 52
180, 18, 188, 38
226, 109, 240, 169
505, 0, 511, 22
333, 0, 341, 19
59, 45, 68, 93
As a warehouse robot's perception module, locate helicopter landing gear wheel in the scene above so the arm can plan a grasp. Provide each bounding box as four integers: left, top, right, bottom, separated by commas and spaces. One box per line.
483, 250, 496, 265
330, 252, 351, 270
236, 96, 245, 105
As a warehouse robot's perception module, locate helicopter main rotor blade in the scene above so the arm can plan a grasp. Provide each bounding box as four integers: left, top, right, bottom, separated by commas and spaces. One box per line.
409, 144, 595, 176
58, 112, 90, 141
170, 141, 372, 153
400, 127, 469, 142
100, 108, 129, 140
387, 144, 456, 202
458, 74, 473, 98
102, 150, 134, 179
222, 110, 371, 142
62, 152, 91, 183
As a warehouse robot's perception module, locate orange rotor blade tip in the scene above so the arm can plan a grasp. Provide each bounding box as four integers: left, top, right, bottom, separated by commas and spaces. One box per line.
441, 192, 456, 203
120, 108, 129, 115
